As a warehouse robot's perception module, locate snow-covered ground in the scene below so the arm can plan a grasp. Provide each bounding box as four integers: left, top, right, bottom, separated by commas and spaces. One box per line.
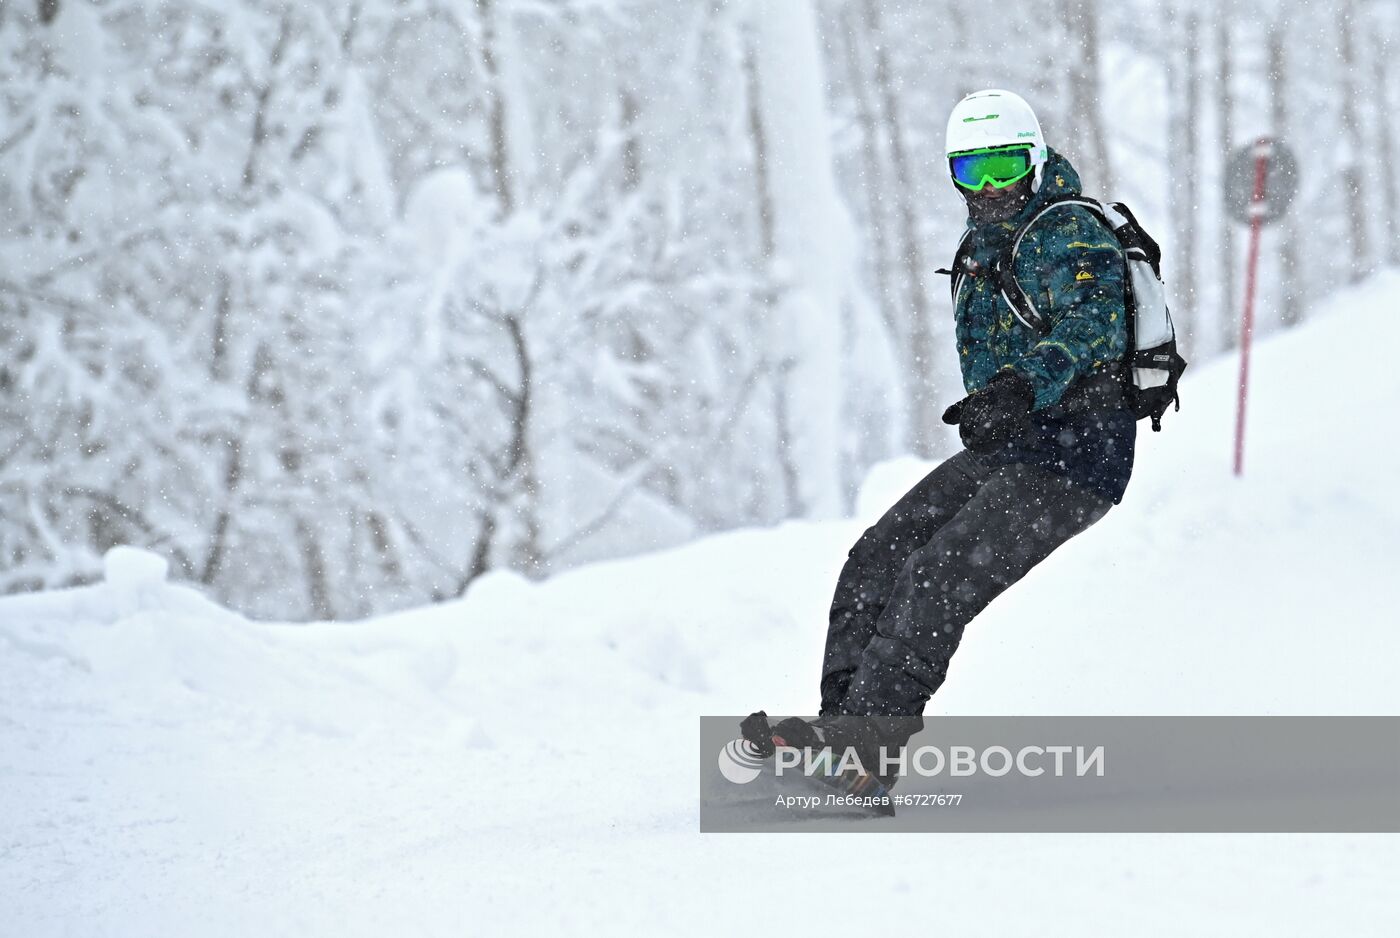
4, 272, 1400, 936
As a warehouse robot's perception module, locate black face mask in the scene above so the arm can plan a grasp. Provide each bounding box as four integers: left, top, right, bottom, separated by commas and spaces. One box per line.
962, 175, 1035, 224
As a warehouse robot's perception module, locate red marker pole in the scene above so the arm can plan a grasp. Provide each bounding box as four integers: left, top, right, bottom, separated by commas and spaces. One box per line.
1233, 138, 1271, 477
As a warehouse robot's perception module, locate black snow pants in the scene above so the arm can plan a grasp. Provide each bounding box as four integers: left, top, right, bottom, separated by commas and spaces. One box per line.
820, 449, 1112, 722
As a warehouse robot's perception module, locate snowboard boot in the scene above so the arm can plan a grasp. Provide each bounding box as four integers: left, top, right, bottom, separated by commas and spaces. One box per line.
742, 711, 897, 789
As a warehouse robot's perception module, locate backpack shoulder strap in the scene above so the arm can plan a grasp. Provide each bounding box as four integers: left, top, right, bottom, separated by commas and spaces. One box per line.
935, 229, 975, 307
997, 195, 1111, 335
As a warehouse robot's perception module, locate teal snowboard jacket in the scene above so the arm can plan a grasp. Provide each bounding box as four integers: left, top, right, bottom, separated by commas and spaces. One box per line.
951, 147, 1136, 503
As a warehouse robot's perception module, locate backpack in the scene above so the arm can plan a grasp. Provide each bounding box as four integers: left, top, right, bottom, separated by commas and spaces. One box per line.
945, 195, 1188, 431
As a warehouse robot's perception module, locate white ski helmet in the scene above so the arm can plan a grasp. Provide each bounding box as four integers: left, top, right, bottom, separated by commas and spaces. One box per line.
945, 89, 1049, 191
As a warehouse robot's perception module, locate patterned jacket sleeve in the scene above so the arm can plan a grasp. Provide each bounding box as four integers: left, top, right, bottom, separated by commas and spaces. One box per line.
1003, 207, 1129, 410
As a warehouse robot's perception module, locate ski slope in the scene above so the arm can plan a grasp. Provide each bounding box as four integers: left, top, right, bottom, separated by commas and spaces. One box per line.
3, 273, 1399, 936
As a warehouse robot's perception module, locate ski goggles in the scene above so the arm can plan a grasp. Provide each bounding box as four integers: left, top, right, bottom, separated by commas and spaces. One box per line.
949, 145, 1035, 191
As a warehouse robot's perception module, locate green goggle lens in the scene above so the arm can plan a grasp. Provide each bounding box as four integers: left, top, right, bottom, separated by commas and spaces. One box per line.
949, 146, 1035, 191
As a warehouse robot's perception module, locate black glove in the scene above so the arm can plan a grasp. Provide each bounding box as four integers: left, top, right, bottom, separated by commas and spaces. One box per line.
941, 371, 1035, 452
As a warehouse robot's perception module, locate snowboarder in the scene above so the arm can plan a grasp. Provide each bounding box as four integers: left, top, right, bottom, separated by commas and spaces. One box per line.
748, 90, 1138, 782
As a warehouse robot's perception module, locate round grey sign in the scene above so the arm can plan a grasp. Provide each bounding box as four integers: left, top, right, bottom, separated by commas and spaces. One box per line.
1225, 138, 1298, 225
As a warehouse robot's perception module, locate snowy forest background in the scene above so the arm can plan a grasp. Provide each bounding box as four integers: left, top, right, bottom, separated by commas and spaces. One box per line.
1, 0, 1395, 621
